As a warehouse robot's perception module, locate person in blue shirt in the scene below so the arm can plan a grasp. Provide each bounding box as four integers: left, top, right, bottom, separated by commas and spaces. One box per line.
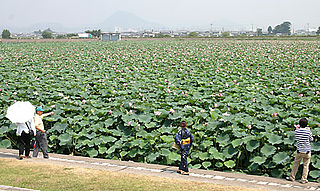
175, 121, 193, 175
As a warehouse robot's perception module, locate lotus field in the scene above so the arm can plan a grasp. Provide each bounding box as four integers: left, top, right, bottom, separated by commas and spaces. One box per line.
1, 40, 320, 179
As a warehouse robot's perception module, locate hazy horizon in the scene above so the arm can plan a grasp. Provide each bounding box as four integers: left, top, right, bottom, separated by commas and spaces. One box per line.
1, 0, 320, 32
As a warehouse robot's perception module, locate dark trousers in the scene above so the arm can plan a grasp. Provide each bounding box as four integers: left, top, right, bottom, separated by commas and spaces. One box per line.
179, 149, 189, 172
32, 131, 49, 158
18, 131, 32, 156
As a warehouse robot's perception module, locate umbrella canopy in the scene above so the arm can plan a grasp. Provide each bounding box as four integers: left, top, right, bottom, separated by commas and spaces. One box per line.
6, 101, 35, 123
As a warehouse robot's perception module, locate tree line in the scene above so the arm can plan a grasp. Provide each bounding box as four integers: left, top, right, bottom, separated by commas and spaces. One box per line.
267, 22, 292, 35
1, 28, 102, 39
2, 23, 320, 39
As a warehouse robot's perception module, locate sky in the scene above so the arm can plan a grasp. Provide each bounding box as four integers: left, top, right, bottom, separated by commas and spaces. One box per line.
1, 0, 319, 32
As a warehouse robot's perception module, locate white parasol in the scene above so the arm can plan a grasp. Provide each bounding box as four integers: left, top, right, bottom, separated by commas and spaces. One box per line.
6, 101, 35, 123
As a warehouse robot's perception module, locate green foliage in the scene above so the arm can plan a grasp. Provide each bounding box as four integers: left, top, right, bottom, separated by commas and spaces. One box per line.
250, 156, 266, 165
1, 29, 11, 39
202, 161, 211, 169
0, 40, 320, 179
56, 34, 66, 39
261, 144, 276, 157
155, 33, 171, 38
273, 152, 289, 165
0, 139, 11, 148
273, 21, 292, 35
309, 170, 320, 179
257, 28, 262, 36
267, 26, 273, 34
85, 29, 101, 38
316, 26, 320, 35
221, 32, 230, 37
42, 30, 53, 39
224, 160, 236, 168
66, 33, 78, 38
188, 32, 198, 37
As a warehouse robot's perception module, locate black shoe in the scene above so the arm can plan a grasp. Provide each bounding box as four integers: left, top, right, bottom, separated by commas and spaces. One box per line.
43, 156, 49, 159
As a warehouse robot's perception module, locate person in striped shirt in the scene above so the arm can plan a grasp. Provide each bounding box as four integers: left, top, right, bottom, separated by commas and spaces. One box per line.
287, 118, 313, 184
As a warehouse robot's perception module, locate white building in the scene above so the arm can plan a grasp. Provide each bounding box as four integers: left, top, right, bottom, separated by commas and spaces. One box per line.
78, 33, 92, 38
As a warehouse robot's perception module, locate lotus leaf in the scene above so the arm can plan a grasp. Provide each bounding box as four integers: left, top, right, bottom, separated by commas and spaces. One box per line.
283, 137, 295, 145
224, 160, 236, 168
250, 156, 266, 165
191, 164, 201, 169
231, 139, 244, 148
160, 135, 173, 143
215, 162, 223, 168
261, 144, 276, 157
128, 149, 138, 158
271, 169, 284, 178
104, 118, 115, 127
87, 149, 98, 158
58, 133, 72, 145
147, 153, 159, 162
138, 114, 152, 124
273, 152, 289, 165
216, 133, 230, 147
209, 147, 225, 161
168, 152, 180, 161
161, 148, 171, 156
309, 170, 320, 179
0, 126, 8, 135
101, 136, 117, 143
246, 140, 260, 152
99, 146, 108, 154
312, 158, 320, 169
145, 122, 157, 129
136, 130, 148, 138
222, 146, 238, 159
268, 134, 282, 145
312, 142, 320, 152
202, 161, 211, 169
0, 139, 11, 148
198, 152, 210, 160
120, 150, 127, 157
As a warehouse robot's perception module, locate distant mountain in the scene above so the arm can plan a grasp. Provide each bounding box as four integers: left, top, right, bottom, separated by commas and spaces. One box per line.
2, 11, 164, 33
0, 10, 245, 33
99, 11, 164, 31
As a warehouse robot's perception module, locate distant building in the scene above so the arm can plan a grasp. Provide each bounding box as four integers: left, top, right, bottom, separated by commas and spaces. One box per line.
78, 33, 92, 38
101, 33, 121, 41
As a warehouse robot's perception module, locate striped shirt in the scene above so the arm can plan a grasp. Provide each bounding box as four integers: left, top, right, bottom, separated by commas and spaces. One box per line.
295, 128, 313, 153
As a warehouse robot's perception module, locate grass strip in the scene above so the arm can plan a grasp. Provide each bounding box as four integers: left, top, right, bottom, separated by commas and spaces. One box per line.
0, 158, 264, 191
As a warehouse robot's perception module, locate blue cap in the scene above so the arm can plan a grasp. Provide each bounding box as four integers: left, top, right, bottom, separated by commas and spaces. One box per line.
36, 106, 44, 112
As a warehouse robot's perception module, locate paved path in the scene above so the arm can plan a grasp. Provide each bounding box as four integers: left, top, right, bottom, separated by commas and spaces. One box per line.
0, 185, 39, 191
0, 149, 319, 191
